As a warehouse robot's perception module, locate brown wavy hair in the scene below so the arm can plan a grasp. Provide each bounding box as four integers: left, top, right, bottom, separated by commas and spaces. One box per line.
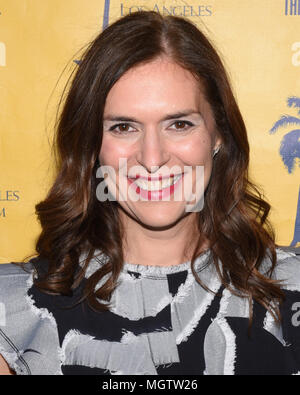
27, 10, 284, 325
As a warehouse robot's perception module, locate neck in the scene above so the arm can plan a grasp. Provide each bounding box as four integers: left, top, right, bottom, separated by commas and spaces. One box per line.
119, 210, 206, 267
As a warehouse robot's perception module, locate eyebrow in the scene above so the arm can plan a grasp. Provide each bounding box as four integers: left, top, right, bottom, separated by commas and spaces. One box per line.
103, 110, 200, 123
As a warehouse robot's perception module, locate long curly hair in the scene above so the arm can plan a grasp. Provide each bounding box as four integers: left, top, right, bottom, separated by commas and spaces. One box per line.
28, 10, 284, 325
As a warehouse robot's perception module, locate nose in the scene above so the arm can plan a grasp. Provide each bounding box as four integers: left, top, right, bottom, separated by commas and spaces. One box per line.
136, 128, 170, 173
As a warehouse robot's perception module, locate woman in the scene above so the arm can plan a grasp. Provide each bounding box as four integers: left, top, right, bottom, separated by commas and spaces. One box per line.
0, 10, 299, 375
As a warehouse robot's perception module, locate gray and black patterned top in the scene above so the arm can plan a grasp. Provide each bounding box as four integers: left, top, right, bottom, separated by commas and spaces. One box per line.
0, 248, 300, 375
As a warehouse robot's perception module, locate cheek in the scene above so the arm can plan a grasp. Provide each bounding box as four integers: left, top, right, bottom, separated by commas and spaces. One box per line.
99, 137, 132, 167
175, 135, 213, 165
176, 135, 214, 191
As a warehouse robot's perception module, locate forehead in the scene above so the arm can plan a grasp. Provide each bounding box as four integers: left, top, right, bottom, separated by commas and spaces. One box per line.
103, 57, 211, 118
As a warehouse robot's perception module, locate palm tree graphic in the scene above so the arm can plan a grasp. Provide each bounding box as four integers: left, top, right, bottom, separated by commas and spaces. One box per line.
102, 0, 110, 30
269, 96, 300, 246
74, 1, 110, 66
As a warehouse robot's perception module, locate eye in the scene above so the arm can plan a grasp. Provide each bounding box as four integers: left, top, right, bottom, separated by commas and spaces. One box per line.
109, 123, 136, 134
169, 120, 194, 131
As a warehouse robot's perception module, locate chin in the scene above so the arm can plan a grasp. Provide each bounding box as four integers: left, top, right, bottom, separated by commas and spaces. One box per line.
131, 203, 189, 229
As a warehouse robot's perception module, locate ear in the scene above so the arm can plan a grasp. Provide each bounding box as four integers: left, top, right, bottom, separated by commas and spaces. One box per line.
213, 134, 222, 152
212, 133, 222, 157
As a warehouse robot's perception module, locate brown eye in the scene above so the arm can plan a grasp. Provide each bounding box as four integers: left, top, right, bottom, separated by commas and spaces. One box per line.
109, 123, 135, 133
118, 123, 130, 132
174, 121, 186, 129
171, 120, 194, 131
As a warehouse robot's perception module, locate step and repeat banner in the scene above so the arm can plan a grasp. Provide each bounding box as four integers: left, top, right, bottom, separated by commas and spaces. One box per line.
0, 0, 299, 263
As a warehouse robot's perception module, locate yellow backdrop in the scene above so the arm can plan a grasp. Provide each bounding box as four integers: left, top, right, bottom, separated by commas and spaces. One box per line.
0, 0, 299, 263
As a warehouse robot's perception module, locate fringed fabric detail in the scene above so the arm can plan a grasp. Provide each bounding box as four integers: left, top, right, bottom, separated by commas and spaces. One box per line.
150, 294, 173, 316
216, 288, 231, 318
263, 309, 288, 347
175, 274, 221, 344
60, 330, 157, 375
263, 310, 274, 333
171, 272, 195, 305
24, 273, 57, 329
147, 330, 180, 366
120, 330, 137, 344
59, 329, 95, 366
121, 250, 211, 278
281, 283, 300, 292
215, 317, 236, 375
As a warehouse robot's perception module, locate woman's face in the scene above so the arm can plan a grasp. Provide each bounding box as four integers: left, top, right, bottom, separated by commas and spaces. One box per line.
99, 57, 221, 228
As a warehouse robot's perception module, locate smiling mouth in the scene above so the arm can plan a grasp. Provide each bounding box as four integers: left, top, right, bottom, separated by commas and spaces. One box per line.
128, 174, 183, 191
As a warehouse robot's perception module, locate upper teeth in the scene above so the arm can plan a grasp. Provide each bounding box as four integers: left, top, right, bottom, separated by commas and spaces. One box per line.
132, 175, 182, 191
